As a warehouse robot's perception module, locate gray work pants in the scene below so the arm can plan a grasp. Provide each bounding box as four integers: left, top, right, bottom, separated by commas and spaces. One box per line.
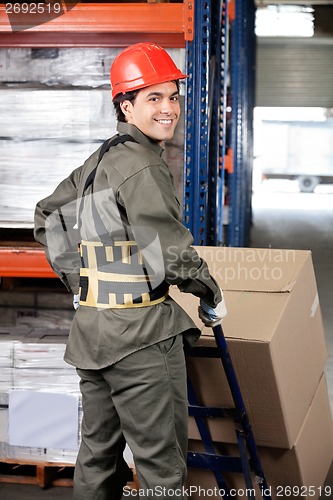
73, 334, 188, 500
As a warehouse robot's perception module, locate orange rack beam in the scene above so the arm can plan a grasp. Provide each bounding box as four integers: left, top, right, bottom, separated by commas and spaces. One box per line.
0, 247, 57, 278
0, 1, 194, 47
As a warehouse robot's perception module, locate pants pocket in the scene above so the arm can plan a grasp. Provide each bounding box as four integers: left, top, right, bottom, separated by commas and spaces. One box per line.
158, 335, 180, 356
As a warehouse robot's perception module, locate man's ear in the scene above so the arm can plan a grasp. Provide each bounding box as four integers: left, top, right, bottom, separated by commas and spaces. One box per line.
120, 100, 133, 120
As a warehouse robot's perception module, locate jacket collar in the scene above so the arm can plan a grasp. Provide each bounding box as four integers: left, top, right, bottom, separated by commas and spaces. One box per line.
117, 122, 164, 157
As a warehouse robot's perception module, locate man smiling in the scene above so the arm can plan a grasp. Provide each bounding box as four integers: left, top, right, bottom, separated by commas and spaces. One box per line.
119, 82, 180, 144
34, 43, 227, 500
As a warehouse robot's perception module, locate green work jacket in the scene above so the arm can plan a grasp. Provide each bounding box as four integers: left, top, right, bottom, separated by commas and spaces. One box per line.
34, 122, 221, 369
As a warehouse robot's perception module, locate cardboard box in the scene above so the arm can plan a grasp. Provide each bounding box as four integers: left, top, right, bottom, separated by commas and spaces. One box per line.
186, 374, 333, 500
169, 247, 327, 447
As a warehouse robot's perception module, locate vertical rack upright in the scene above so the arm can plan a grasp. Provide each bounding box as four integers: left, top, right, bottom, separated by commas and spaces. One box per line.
184, 0, 229, 246
227, 0, 256, 247
184, 0, 256, 248
184, 1, 271, 497
184, 0, 211, 246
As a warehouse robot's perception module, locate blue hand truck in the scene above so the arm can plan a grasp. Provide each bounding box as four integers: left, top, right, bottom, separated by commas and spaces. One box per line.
186, 325, 272, 499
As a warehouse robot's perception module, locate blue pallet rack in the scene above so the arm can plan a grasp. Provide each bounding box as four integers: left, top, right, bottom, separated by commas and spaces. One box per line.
184, 0, 256, 247
228, 0, 256, 247
184, 0, 211, 246
207, 0, 228, 246
184, 1, 270, 498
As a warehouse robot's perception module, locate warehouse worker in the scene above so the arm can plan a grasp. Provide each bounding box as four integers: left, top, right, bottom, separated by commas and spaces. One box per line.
34, 42, 227, 500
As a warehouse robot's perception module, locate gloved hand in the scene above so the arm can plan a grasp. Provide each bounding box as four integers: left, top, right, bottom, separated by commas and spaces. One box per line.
73, 294, 80, 310
198, 292, 227, 327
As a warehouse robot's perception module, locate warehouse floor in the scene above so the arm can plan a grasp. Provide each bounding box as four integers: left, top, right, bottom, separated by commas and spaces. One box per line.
0, 180, 332, 498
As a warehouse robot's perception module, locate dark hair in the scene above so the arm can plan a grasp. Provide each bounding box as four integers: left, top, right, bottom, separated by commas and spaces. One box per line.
113, 90, 139, 123
113, 80, 181, 123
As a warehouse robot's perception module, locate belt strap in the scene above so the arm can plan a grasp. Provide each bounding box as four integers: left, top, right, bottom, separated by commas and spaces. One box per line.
77, 135, 169, 309
78, 240, 169, 309
78, 134, 137, 238
83, 134, 137, 194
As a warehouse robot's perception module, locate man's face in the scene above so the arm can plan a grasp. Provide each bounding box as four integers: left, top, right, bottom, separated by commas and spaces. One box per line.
120, 81, 180, 144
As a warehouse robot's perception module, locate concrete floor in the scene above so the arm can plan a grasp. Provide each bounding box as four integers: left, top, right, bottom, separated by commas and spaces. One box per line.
0, 483, 73, 500
0, 179, 332, 498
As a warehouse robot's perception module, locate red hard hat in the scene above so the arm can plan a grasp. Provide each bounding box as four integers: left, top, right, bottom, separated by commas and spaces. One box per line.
110, 42, 187, 100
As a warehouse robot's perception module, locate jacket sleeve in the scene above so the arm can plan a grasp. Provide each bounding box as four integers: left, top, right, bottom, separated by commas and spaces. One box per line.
117, 164, 222, 308
34, 167, 82, 294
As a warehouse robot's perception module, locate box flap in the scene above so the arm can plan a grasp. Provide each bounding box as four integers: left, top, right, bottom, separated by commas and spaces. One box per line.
194, 246, 311, 293
170, 286, 289, 342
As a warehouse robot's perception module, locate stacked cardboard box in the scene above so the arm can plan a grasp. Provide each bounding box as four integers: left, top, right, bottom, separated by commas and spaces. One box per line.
170, 246, 333, 499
